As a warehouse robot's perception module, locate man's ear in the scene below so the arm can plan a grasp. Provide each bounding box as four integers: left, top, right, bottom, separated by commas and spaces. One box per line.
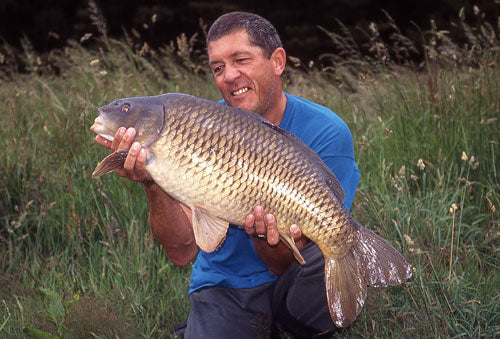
270, 47, 286, 76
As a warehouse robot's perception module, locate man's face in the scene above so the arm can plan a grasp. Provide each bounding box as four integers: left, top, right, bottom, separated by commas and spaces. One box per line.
208, 30, 281, 116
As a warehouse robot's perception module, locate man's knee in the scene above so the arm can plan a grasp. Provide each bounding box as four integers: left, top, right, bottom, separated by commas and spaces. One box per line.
185, 286, 273, 339
273, 243, 335, 337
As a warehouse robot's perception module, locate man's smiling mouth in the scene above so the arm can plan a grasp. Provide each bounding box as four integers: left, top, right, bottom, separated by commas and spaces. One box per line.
232, 87, 249, 96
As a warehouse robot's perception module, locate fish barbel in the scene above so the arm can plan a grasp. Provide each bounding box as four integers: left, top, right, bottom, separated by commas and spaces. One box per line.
90, 93, 412, 327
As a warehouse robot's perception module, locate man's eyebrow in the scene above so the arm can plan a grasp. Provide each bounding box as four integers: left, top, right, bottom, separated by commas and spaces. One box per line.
209, 51, 250, 66
229, 51, 248, 58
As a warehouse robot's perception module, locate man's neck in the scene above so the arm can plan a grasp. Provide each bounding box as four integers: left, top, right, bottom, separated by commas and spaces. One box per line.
262, 91, 287, 126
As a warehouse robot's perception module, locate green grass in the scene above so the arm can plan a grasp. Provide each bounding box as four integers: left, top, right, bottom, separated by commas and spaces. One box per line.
1, 14, 499, 338
286, 48, 499, 337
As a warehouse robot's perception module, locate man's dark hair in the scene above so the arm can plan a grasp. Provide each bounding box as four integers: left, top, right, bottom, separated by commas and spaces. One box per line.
206, 12, 283, 58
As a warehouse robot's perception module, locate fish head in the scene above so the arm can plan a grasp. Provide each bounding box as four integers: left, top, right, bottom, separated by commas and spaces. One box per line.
90, 96, 165, 145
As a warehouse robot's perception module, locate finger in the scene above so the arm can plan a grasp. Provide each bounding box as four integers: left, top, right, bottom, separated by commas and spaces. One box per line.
123, 142, 141, 172
290, 224, 302, 240
111, 127, 126, 151
253, 206, 266, 235
136, 147, 147, 166
135, 148, 149, 179
244, 214, 256, 235
95, 135, 112, 149
266, 214, 279, 246
118, 127, 136, 150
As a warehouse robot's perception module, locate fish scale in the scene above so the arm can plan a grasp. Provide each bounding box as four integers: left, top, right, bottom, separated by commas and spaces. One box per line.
91, 93, 412, 327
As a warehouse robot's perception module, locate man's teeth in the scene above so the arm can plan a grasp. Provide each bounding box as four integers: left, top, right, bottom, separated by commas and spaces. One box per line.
232, 88, 249, 96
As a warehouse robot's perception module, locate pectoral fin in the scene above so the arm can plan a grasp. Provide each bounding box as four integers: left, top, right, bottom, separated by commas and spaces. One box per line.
92, 149, 129, 178
279, 232, 306, 264
191, 207, 229, 252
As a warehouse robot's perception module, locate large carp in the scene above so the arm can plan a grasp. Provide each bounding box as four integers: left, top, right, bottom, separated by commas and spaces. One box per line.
90, 93, 412, 327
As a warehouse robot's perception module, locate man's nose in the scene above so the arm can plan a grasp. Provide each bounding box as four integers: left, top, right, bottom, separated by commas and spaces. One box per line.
224, 65, 240, 82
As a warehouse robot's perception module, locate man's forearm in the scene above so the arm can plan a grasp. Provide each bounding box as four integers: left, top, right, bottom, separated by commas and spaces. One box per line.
252, 238, 295, 275
143, 182, 198, 266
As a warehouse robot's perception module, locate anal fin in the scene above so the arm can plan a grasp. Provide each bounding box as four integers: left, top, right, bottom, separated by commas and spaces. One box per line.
192, 207, 229, 252
279, 232, 306, 265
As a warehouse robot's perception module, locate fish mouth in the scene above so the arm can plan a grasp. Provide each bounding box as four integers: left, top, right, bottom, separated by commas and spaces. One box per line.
90, 116, 115, 141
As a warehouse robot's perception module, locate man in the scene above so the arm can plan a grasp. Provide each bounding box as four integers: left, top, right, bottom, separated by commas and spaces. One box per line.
95, 12, 360, 338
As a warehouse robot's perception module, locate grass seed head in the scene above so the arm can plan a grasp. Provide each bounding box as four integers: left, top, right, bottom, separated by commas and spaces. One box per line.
449, 203, 458, 214
417, 159, 425, 171
461, 152, 468, 161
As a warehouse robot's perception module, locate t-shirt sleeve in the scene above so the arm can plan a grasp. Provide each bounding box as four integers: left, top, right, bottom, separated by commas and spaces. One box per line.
322, 154, 360, 210
279, 93, 361, 210
312, 122, 360, 211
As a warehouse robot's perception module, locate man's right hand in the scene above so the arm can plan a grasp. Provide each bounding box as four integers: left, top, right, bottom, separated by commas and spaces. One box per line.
245, 206, 309, 275
96, 127, 197, 266
95, 127, 153, 183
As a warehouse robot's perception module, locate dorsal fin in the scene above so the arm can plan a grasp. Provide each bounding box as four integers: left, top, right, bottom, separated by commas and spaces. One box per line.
317, 161, 345, 204
189, 96, 346, 203
257, 118, 345, 203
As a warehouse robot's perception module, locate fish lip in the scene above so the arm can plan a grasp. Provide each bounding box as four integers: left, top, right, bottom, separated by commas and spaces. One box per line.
89, 115, 103, 132
99, 134, 115, 142
89, 116, 114, 141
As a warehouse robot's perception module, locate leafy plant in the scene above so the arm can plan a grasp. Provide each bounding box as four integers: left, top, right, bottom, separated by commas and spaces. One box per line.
23, 275, 80, 338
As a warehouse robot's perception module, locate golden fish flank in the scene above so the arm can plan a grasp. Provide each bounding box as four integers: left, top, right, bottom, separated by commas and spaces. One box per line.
90, 93, 412, 328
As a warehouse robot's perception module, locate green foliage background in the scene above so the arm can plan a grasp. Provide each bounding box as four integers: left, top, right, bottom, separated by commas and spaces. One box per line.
0, 7, 499, 338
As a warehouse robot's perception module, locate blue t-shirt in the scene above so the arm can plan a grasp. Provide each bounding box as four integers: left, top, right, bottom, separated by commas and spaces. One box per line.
188, 93, 361, 294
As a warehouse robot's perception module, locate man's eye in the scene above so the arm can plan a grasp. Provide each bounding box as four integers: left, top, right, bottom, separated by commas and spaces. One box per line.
122, 104, 130, 113
213, 66, 223, 74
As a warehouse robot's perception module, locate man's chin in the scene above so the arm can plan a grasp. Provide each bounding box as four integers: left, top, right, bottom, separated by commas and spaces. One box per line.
229, 101, 255, 113
225, 92, 255, 110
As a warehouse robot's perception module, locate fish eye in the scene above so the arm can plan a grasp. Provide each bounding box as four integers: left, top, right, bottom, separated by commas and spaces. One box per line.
121, 103, 130, 113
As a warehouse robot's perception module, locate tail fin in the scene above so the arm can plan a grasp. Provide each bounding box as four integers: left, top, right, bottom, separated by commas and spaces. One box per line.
325, 252, 366, 327
324, 219, 412, 327
92, 149, 129, 178
351, 220, 412, 287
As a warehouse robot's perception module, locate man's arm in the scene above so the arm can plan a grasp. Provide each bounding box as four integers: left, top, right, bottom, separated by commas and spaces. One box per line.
143, 181, 198, 267
95, 127, 198, 267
